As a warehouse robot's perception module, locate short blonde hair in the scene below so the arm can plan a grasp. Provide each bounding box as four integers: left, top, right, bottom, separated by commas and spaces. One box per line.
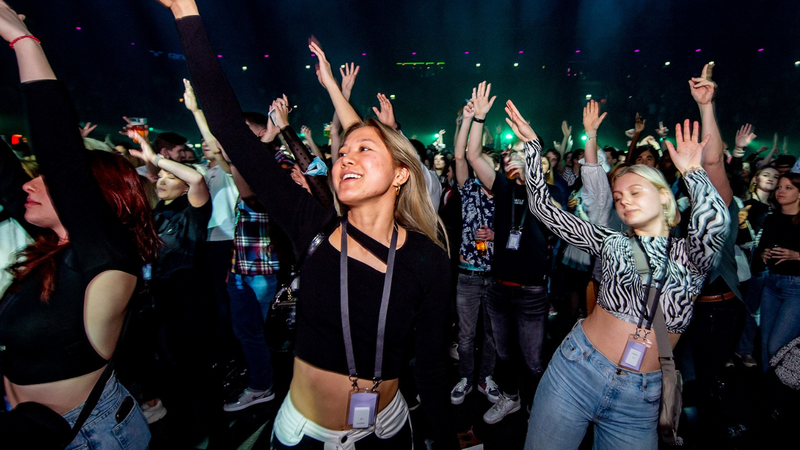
612, 164, 678, 228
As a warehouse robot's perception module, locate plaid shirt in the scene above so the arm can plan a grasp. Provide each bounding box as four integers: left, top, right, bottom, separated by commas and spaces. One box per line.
231, 199, 280, 275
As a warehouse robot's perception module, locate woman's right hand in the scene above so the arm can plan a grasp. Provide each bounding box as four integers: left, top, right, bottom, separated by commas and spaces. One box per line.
310, 42, 337, 91
665, 119, 710, 174
0, 1, 31, 43
471, 81, 496, 120
128, 132, 158, 165
582, 100, 607, 135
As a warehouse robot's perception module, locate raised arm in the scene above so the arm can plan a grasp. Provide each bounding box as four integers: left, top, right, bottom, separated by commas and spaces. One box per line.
270, 97, 334, 210
689, 63, 732, 205
580, 100, 614, 227
128, 132, 209, 207
465, 82, 497, 189
183, 78, 230, 174
4, 4, 138, 273
627, 113, 645, 154
505, 100, 613, 256
301, 125, 324, 160
664, 120, 730, 275
453, 101, 474, 188
162, 2, 333, 257
328, 62, 359, 164
311, 42, 360, 130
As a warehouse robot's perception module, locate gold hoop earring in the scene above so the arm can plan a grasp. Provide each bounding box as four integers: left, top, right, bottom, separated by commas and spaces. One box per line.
395, 185, 401, 196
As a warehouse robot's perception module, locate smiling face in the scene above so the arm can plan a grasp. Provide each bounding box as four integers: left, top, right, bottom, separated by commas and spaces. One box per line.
332, 126, 407, 207
775, 177, 800, 210
754, 168, 779, 193
22, 176, 63, 233
612, 172, 669, 234
156, 170, 189, 202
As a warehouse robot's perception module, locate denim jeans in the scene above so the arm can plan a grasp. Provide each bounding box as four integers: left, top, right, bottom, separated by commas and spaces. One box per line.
486, 282, 549, 394
456, 273, 496, 380
760, 274, 800, 371
736, 272, 766, 356
526, 323, 661, 450
227, 273, 277, 391
64, 375, 151, 450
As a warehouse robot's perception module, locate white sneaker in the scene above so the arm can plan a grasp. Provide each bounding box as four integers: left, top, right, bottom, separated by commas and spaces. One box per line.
478, 376, 501, 403
140, 399, 167, 424
483, 394, 520, 424
450, 377, 472, 405
223, 387, 276, 412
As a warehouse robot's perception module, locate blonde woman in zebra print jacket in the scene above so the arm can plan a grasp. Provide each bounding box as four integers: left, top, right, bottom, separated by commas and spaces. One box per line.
503, 101, 730, 449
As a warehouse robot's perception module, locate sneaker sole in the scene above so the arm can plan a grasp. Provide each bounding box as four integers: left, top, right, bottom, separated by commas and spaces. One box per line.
483, 403, 521, 424
223, 392, 276, 412
143, 407, 167, 424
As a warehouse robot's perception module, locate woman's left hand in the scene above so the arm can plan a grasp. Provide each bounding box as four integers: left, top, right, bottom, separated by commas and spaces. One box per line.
0, 2, 31, 43
310, 42, 336, 91
772, 247, 800, 265
128, 132, 158, 164
665, 119, 710, 174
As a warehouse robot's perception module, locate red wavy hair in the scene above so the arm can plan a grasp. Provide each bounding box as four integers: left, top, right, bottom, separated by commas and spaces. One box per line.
8, 151, 160, 301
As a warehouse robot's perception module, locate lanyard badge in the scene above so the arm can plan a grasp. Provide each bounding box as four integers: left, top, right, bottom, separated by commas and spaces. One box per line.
507, 190, 527, 251
340, 218, 397, 429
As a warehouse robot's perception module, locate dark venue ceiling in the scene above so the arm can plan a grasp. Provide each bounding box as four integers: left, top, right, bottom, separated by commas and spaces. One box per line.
1, 0, 799, 153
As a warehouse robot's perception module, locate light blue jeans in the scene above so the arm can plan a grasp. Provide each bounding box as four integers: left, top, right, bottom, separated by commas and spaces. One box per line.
760, 273, 800, 371
526, 322, 661, 450
63, 375, 150, 450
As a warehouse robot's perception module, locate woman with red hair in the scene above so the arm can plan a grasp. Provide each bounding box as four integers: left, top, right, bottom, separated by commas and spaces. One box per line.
0, 3, 159, 448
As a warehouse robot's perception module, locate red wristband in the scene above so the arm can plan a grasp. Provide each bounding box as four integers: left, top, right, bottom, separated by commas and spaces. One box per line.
9, 35, 41, 49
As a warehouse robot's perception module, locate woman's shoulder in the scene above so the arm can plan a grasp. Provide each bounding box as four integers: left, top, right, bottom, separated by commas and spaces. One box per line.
402, 230, 449, 264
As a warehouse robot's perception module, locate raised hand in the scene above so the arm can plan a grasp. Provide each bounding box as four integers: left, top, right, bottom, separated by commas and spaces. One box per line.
0, 1, 31, 43
656, 121, 669, 138
79, 122, 98, 138
463, 101, 476, 121
735, 123, 756, 149
372, 93, 397, 129
183, 78, 199, 112
153, 0, 199, 18
471, 81, 496, 120
582, 100, 607, 134
664, 119, 711, 174
120, 116, 150, 143
782, 137, 789, 155
271, 97, 290, 129
310, 42, 337, 91
127, 132, 158, 164
504, 100, 538, 143
689, 63, 717, 105
634, 113, 646, 133
561, 120, 572, 138
301, 125, 313, 139
340, 62, 360, 97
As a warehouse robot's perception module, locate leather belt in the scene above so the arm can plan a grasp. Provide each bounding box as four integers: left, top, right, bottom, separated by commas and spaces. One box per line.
696, 291, 736, 303
458, 267, 491, 277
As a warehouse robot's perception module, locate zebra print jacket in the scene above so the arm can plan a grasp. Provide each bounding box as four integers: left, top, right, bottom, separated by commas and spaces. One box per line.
523, 140, 730, 333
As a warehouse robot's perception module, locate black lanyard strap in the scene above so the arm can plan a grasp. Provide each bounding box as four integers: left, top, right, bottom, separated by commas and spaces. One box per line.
340, 217, 398, 382
511, 188, 528, 231
631, 236, 671, 331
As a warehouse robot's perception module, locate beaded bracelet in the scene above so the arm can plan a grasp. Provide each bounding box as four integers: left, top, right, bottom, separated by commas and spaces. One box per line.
9, 35, 40, 49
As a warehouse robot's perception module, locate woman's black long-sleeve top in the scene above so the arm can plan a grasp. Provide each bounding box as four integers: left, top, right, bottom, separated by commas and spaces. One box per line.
175, 15, 454, 445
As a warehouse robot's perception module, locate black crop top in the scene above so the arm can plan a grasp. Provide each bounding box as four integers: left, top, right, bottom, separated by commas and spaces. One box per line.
0, 81, 140, 385
174, 15, 455, 445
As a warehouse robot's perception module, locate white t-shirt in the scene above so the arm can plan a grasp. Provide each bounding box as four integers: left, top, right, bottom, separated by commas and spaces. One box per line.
203, 164, 239, 241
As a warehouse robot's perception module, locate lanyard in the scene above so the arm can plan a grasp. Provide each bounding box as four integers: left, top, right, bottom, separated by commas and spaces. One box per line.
633, 237, 671, 331
340, 217, 398, 384
511, 187, 528, 231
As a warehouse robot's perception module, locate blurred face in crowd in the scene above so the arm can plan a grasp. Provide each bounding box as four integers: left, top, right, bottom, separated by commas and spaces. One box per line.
156, 170, 189, 204
245, 120, 267, 139
572, 150, 584, 171
741, 162, 751, 180
774, 177, 800, 209
114, 144, 129, 156
635, 149, 656, 168
333, 127, 405, 206
541, 155, 551, 175
546, 149, 559, 170
776, 165, 793, 177
604, 149, 616, 166
22, 176, 63, 234
433, 154, 446, 170
612, 173, 669, 233
754, 168, 779, 193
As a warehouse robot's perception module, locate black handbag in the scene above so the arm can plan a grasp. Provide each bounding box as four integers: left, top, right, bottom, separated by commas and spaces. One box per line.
264, 231, 326, 353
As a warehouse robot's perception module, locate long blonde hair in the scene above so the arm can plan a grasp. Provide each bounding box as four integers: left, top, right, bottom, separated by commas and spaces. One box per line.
611, 164, 679, 229
336, 119, 447, 251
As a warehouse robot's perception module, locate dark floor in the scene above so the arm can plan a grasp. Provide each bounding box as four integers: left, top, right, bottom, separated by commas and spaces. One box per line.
140, 311, 799, 450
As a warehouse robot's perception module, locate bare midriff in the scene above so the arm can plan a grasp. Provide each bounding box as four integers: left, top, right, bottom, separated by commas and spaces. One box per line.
290, 358, 400, 430
4, 366, 106, 415
581, 306, 678, 373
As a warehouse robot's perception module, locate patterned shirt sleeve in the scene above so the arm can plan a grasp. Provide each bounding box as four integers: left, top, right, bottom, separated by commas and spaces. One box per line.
681, 168, 731, 284
523, 140, 615, 257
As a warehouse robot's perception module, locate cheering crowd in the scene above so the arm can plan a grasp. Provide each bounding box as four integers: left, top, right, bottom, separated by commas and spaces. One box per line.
1, 1, 799, 449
